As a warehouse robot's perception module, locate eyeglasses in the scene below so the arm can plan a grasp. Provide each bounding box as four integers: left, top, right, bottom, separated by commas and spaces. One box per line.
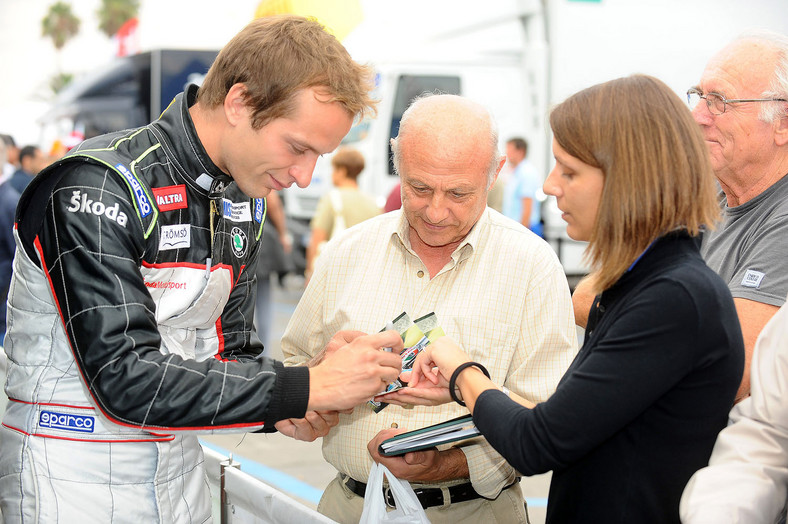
687, 87, 788, 115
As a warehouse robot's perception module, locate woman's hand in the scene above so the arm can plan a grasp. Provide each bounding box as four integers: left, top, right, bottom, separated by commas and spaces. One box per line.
408, 336, 473, 387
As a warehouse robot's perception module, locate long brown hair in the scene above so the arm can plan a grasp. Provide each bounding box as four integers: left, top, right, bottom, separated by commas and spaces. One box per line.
198, 15, 377, 129
550, 74, 720, 293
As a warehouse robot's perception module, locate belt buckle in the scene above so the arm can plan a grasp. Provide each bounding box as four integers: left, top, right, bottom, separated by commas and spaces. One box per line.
384, 486, 397, 508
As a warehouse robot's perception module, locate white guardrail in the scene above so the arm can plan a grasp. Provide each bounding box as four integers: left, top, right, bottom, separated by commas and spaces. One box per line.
203, 446, 337, 524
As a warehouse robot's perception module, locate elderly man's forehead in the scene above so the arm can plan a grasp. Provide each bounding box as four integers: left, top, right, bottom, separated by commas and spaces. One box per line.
707, 39, 778, 80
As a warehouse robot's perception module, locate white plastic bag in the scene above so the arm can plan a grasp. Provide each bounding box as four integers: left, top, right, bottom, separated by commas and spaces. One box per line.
359, 462, 431, 523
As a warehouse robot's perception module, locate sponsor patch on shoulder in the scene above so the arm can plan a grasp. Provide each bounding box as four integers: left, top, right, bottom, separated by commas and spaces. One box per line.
39, 410, 95, 433
159, 224, 191, 250
741, 269, 765, 288
115, 163, 153, 218
66, 190, 129, 227
152, 185, 188, 211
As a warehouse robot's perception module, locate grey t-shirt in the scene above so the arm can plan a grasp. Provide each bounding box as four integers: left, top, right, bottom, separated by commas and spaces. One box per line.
701, 173, 788, 307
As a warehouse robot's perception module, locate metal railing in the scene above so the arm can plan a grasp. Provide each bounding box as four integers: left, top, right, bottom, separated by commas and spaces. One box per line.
203, 446, 337, 524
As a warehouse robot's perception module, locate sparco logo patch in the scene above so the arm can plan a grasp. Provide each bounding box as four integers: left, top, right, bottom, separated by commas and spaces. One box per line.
67, 190, 129, 227
254, 198, 265, 224
231, 226, 248, 258
152, 185, 188, 212
115, 163, 152, 217
742, 269, 765, 289
159, 224, 191, 250
39, 410, 95, 433
222, 199, 252, 223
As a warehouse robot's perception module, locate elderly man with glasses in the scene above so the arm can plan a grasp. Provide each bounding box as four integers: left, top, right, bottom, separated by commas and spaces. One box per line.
685, 29, 788, 405
572, 30, 788, 403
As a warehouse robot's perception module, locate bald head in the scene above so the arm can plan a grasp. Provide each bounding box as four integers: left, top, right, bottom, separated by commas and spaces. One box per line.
391, 94, 501, 186
711, 31, 788, 123
694, 29, 788, 202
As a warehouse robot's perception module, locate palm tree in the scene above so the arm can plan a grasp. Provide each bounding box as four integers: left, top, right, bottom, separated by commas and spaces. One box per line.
96, 0, 140, 38
41, 2, 81, 94
41, 2, 81, 51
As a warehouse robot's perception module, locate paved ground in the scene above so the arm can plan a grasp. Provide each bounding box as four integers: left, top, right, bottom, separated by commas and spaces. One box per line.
203, 274, 552, 524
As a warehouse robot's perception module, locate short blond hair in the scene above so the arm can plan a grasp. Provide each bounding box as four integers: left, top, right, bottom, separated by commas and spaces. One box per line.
550, 75, 720, 293
198, 15, 377, 129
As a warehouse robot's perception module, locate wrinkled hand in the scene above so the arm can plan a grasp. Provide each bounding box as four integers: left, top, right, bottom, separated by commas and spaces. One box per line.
307, 330, 367, 367
374, 370, 452, 407
308, 330, 404, 412
367, 428, 466, 482
274, 410, 342, 442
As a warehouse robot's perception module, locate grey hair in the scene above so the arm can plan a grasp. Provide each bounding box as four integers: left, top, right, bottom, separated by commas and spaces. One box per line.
391, 92, 501, 186
734, 29, 788, 123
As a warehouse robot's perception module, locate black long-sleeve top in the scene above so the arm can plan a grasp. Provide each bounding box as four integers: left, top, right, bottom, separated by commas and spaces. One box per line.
474, 231, 744, 523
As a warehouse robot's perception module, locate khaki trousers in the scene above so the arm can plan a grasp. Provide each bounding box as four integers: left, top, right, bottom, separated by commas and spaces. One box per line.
317, 473, 530, 524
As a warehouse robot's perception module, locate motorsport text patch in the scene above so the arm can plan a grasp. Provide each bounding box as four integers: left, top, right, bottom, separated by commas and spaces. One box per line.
39, 410, 95, 433
222, 199, 252, 223
152, 185, 188, 212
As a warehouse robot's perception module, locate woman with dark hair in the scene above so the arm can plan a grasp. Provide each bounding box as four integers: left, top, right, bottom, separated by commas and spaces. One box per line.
379, 74, 745, 523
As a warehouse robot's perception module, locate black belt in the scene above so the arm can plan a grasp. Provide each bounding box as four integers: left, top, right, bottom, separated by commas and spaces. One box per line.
343, 474, 519, 509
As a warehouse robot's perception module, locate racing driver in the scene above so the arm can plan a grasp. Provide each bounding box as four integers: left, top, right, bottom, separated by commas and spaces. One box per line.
0, 15, 402, 523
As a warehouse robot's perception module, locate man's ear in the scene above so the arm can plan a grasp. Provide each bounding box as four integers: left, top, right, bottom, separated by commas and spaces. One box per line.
774, 112, 788, 147
488, 155, 506, 191
224, 83, 248, 127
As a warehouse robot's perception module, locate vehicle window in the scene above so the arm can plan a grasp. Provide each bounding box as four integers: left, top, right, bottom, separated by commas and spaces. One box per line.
388, 75, 461, 175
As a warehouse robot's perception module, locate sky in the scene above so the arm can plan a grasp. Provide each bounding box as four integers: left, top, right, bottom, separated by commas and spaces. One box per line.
1, 0, 788, 148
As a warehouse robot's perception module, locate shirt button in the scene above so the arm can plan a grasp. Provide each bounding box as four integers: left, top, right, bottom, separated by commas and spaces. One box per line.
391, 422, 399, 429
417, 270, 424, 278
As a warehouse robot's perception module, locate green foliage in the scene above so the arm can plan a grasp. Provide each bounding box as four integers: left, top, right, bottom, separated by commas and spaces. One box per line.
49, 72, 75, 94
96, 0, 140, 37
41, 2, 81, 51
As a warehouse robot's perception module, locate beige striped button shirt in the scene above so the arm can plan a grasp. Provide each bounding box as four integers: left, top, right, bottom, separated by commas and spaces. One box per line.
282, 208, 578, 498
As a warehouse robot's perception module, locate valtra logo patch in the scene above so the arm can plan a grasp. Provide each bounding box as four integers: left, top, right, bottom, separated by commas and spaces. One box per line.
152, 185, 188, 212
231, 227, 247, 258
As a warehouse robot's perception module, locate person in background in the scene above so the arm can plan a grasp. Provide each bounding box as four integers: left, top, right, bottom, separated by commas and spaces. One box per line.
681, 292, 788, 523
485, 168, 505, 212
304, 146, 380, 282
255, 190, 293, 350
398, 75, 744, 524
0, 138, 6, 180
384, 181, 402, 212
0, 145, 46, 342
502, 137, 542, 236
0, 16, 403, 522
0, 134, 20, 183
571, 31, 788, 404
688, 29, 788, 402
283, 93, 577, 523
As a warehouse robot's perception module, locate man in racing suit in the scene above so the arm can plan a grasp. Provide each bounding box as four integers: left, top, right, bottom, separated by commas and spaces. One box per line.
0, 16, 402, 522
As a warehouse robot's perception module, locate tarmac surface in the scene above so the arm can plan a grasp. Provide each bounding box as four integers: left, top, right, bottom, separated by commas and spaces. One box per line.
202, 274, 552, 524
